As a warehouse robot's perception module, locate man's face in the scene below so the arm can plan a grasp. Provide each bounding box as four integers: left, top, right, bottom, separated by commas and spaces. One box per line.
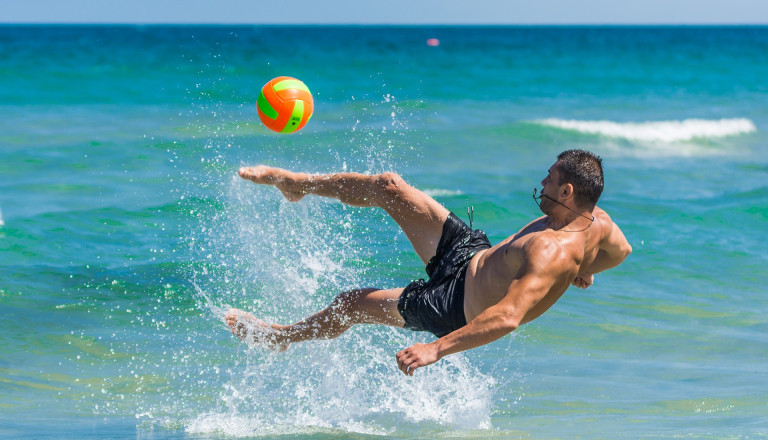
538, 162, 562, 214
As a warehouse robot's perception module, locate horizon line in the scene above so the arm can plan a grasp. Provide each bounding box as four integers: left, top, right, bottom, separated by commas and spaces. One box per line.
2, 22, 767, 27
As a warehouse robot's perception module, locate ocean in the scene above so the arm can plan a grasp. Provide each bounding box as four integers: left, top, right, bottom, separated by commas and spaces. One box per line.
0, 25, 766, 439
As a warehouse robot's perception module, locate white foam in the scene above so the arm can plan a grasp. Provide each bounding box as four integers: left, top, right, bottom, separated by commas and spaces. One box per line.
536, 118, 756, 142
382, 354, 495, 429
0, 206, 4, 227
184, 347, 494, 437
423, 189, 463, 197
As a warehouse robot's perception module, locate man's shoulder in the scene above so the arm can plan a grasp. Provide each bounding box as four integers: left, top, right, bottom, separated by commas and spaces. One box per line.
593, 206, 614, 228
592, 206, 619, 243
521, 230, 570, 261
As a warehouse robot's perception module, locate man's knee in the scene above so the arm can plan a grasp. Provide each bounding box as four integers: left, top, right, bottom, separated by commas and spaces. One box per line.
376, 172, 408, 203
334, 288, 391, 323
332, 289, 373, 315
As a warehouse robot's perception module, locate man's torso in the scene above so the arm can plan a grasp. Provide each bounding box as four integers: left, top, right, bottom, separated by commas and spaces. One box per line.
463, 209, 607, 323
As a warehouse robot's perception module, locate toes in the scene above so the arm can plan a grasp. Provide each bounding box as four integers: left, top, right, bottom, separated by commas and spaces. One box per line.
238, 166, 260, 178
238, 166, 273, 182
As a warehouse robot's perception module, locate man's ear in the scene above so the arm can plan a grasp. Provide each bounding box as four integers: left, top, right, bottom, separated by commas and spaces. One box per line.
561, 183, 574, 200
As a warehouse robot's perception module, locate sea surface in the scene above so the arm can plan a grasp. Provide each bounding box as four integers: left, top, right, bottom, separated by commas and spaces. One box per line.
1, 25, 767, 439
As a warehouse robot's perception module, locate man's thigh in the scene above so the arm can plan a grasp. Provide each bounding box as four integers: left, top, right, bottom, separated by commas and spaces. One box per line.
381, 180, 450, 264
345, 287, 406, 328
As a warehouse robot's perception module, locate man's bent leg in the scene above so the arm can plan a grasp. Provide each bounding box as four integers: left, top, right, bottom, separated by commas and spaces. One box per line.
239, 166, 449, 263
225, 287, 405, 350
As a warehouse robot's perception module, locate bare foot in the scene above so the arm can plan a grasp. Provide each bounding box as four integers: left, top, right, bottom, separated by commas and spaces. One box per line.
225, 308, 290, 352
238, 166, 307, 202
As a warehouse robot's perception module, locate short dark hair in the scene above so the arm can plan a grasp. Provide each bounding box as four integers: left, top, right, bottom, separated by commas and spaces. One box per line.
555, 149, 604, 209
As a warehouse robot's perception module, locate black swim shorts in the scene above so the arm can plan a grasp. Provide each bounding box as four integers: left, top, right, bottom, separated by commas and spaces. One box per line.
397, 212, 492, 338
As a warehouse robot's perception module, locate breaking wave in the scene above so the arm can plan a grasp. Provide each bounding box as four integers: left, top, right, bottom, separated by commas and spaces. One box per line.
535, 118, 756, 142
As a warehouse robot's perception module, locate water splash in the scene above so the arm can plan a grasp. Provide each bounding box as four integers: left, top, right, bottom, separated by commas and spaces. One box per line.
180, 171, 496, 436
185, 337, 494, 437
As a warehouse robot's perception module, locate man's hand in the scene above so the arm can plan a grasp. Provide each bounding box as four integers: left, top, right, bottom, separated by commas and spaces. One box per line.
572, 273, 594, 289
396, 342, 440, 376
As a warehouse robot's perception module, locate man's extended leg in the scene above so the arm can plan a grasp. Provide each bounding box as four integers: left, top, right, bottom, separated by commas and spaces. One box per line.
225, 287, 405, 350
239, 166, 449, 264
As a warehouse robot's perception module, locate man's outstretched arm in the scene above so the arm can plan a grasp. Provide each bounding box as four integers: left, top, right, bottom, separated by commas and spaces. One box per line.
396, 236, 566, 375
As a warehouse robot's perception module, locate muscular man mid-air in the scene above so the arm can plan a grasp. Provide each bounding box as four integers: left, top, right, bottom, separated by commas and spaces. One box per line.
226, 149, 632, 376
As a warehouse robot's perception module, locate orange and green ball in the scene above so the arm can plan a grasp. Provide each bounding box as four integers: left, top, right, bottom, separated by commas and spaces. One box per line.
256, 76, 313, 133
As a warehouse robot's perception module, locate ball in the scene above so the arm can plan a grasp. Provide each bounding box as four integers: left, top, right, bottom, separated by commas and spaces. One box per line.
256, 76, 313, 133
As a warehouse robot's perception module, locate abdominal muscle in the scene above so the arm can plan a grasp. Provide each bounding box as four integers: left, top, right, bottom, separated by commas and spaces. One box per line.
462, 245, 521, 323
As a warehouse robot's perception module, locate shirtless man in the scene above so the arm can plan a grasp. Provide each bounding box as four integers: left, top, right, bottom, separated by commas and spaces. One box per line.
225, 149, 632, 376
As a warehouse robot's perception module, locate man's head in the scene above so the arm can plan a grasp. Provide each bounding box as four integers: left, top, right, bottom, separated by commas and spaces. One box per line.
553, 149, 604, 210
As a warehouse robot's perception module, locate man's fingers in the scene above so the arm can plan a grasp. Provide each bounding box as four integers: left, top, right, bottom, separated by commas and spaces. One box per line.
572, 276, 590, 289
396, 350, 421, 376
397, 355, 408, 374
400, 359, 416, 376
397, 350, 412, 375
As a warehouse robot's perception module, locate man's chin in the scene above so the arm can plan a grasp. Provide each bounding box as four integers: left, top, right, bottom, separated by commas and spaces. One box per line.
538, 201, 553, 215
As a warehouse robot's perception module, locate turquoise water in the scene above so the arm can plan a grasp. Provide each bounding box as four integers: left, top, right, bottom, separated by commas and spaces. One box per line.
1, 25, 767, 439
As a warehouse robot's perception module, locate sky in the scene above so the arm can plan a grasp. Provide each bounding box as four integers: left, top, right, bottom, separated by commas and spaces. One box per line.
1, 0, 767, 24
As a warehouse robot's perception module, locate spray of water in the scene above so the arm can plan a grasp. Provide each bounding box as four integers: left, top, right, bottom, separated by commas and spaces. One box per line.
183, 172, 496, 436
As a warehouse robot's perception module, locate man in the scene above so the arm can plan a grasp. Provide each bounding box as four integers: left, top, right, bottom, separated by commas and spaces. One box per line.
225, 149, 632, 376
